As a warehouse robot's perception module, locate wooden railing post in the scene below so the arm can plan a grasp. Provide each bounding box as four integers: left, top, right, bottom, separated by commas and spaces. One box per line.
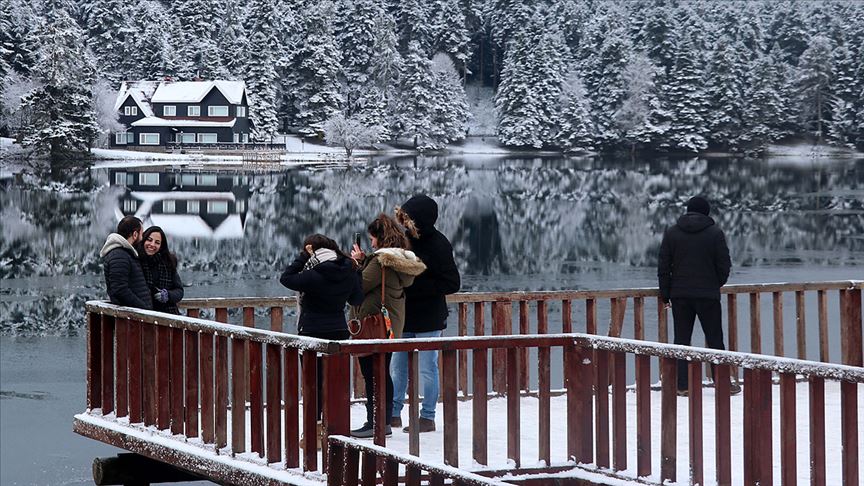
635, 350, 651, 477
129, 319, 143, 424
841, 381, 859, 486
323, 353, 351, 471
773, 291, 784, 356
537, 300, 550, 466
714, 364, 731, 486
301, 350, 318, 471
594, 349, 609, 469
809, 377, 826, 486
795, 291, 806, 360
780, 373, 797, 486
750, 293, 762, 354
688, 361, 703, 486
115, 317, 128, 418
284, 348, 300, 469
87, 312, 102, 410
265, 343, 282, 464
459, 303, 470, 397
506, 346, 521, 468
101, 315, 116, 415
611, 351, 626, 472
840, 289, 863, 367
818, 290, 829, 362
156, 325, 170, 430
660, 357, 676, 484
491, 302, 511, 394
472, 313, 488, 466
231, 336, 247, 453
442, 349, 459, 467
408, 351, 420, 458
568, 345, 593, 464
184, 309, 199, 438
169, 327, 184, 435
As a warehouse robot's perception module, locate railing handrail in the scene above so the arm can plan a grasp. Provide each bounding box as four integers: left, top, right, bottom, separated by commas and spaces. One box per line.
328, 435, 516, 485
86, 300, 863, 383
177, 280, 864, 308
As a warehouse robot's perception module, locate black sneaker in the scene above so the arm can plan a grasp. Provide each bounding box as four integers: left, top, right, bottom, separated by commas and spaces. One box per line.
729, 381, 742, 396
350, 423, 392, 438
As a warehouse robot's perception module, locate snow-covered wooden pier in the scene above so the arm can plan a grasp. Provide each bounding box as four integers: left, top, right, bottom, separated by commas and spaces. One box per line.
74, 281, 862, 485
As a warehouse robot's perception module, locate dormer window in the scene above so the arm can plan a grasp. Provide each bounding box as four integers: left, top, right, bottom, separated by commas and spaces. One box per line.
208, 106, 229, 117
124, 106, 138, 116
236, 106, 246, 117
163, 105, 176, 116
188, 106, 200, 117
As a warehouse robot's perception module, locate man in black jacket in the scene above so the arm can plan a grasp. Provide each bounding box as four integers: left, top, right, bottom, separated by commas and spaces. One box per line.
658, 196, 737, 395
391, 195, 461, 432
100, 216, 153, 310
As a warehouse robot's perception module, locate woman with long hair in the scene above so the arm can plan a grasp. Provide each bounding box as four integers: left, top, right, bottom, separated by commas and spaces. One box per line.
349, 214, 426, 438
280, 233, 363, 446
136, 226, 184, 314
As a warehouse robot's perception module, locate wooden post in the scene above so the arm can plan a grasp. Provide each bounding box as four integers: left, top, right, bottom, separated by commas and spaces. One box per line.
326, 442, 345, 486
594, 349, 609, 469
200, 332, 214, 443
458, 303, 469, 397
169, 327, 184, 435
818, 290, 829, 362
587, 298, 598, 335
373, 352, 386, 447
115, 318, 128, 418
231, 337, 247, 453
714, 364, 731, 486
841, 381, 859, 486
265, 343, 282, 464
506, 346, 521, 468
101, 315, 115, 415
537, 300, 550, 466
809, 377, 826, 486
840, 289, 863, 367
780, 373, 797, 486
270, 306, 283, 332
773, 291, 784, 356
323, 354, 351, 471
284, 348, 300, 469
727, 294, 738, 383
408, 351, 420, 457
442, 349, 458, 467
660, 358, 676, 484
569, 345, 592, 464
491, 302, 511, 394
301, 351, 317, 471
184, 309, 199, 439
128, 320, 143, 424
249, 338, 264, 457
156, 325, 169, 430
688, 361, 703, 486
214, 335, 228, 449
795, 291, 806, 360
750, 293, 762, 354
611, 351, 626, 472
518, 301, 529, 391
472, 343, 487, 465
636, 352, 651, 477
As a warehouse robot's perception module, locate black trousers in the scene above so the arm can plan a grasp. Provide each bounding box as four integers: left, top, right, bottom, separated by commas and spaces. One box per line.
672, 298, 726, 390
358, 353, 393, 426
299, 329, 351, 420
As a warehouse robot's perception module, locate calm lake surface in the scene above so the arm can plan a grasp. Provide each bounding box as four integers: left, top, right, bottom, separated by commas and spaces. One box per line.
1, 154, 862, 485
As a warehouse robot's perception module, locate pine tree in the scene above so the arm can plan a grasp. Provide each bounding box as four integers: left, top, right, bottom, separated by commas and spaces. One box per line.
243, 0, 280, 139
121, 1, 181, 80
428, 0, 470, 68
496, 9, 569, 148
556, 69, 595, 152
21, 0, 99, 169
0, 0, 38, 75
659, 30, 709, 153
429, 53, 470, 146
171, 0, 227, 79
826, 42, 861, 147
705, 37, 749, 150
580, 14, 630, 148
355, 12, 401, 139
220, 1, 248, 78
293, 0, 344, 136
796, 35, 833, 141
766, 1, 810, 66
614, 52, 667, 153
338, 0, 386, 115
397, 40, 437, 148
393, 0, 431, 54
81, 0, 128, 82
635, 0, 677, 76
743, 47, 791, 149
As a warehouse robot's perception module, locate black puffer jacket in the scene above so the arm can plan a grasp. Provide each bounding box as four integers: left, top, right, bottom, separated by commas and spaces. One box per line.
280, 252, 364, 335
100, 233, 153, 310
397, 195, 461, 332
658, 212, 732, 302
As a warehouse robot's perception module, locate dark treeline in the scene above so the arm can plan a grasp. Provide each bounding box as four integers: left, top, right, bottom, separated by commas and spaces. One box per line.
1, 0, 863, 155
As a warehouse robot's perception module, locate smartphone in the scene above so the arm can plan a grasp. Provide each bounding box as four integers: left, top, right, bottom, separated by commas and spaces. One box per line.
353, 232, 362, 248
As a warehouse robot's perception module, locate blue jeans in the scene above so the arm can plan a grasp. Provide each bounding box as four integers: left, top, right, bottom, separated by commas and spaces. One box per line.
391, 330, 442, 421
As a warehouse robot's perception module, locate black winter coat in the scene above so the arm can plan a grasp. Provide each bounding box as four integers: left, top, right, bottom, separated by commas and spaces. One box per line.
100, 234, 153, 310
658, 212, 732, 302
279, 253, 363, 335
138, 253, 184, 314
399, 195, 461, 332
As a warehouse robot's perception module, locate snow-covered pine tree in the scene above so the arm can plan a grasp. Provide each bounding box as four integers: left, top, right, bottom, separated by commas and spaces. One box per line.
556, 68, 595, 152
705, 37, 749, 150
658, 28, 710, 153
354, 10, 401, 139
81, 0, 128, 82
428, 0, 470, 70
826, 42, 861, 148
429, 53, 470, 146
171, 0, 227, 79
743, 46, 791, 150
796, 35, 833, 142
243, 0, 280, 140
21, 0, 99, 168
121, 1, 181, 80
634, 0, 677, 77
766, 0, 810, 66
393, 0, 432, 54
293, 0, 344, 136
396, 40, 436, 148
489, 0, 533, 51
495, 8, 568, 148
220, 0, 248, 78
0, 0, 38, 75
613, 52, 667, 153
338, 0, 384, 115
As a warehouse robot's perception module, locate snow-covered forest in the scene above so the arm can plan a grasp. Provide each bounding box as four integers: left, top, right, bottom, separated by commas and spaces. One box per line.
1, 0, 863, 155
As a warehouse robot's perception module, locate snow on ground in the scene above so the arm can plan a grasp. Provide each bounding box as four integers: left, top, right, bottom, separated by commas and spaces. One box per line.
78, 381, 862, 485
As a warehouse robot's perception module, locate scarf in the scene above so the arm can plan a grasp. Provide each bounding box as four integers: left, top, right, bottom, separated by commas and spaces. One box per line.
302, 248, 338, 271
140, 253, 178, 313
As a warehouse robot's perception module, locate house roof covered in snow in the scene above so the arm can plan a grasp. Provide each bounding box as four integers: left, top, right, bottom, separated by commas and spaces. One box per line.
151, 81, 246, 104
130, 117, 238, 128
114, 81, 160, 117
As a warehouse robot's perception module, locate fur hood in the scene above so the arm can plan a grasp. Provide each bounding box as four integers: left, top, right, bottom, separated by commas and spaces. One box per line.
100, 233, 138, 258
374, 248, 426, 276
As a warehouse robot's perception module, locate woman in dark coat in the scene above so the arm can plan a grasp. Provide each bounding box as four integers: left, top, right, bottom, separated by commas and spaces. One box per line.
280, 234, 363, 443
136, 226, 184, 315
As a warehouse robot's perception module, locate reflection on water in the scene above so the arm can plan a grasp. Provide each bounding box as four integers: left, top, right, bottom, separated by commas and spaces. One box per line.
1, 155, 862, 334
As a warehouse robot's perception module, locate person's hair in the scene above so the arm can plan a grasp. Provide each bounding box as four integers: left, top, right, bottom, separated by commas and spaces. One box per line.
137, 226, 178, 270
368, 213, 409, 249
117, 216, 143, 238
303, 234, 349, 259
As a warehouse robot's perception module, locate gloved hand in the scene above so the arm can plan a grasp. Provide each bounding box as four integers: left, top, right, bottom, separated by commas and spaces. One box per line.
154, 288, 169, 303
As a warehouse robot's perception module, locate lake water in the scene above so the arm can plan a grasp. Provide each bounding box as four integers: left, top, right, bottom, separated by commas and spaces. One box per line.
1, 154, 862, 484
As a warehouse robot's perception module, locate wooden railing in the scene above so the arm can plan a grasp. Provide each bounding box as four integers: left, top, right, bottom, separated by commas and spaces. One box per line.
83, 280, 862, 485
326, 435, 515, 486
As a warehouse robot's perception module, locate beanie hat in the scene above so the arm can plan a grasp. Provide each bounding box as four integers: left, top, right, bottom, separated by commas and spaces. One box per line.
686, 196, 710, 216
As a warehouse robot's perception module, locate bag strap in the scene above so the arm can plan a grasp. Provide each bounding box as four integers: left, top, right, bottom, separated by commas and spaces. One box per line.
380, 260, 386, 310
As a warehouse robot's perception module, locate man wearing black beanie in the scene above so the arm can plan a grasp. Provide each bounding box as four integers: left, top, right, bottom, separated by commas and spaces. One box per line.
658, 196, 737, 395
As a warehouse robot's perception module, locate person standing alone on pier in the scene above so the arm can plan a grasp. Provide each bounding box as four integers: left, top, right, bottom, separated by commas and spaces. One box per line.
100, 216, 153, 310
658, 196, 740, 395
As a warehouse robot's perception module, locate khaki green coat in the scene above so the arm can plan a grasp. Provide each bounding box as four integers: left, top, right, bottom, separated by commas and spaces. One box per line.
352, 248, 426, 338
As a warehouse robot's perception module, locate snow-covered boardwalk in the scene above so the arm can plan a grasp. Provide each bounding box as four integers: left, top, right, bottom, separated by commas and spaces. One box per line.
74, 281, 862, 485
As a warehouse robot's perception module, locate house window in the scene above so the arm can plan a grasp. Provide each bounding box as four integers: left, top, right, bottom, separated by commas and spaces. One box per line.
115, 132, 127, 144
197, 133, 218, 144
197, 174, 217, 186
242, 133, 249, 143
126, 132, 134, 144
138, 173, 160, 186
180, 133, 196, 144
139, 133, 160, 145
163, 105, 176, 116
124, 106, 138, 116
207, 201, 229, 214
187, 200, 200, 213
208, 106, 229, 117
162, 200, 176, 213
236, 199, 246, 213
114, 172, 126, 185
123, 199, 138, 212
180, 174, 197, 186
236, 106, 246, 117
233, 133, 239, 143
188, 106, 200, 117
